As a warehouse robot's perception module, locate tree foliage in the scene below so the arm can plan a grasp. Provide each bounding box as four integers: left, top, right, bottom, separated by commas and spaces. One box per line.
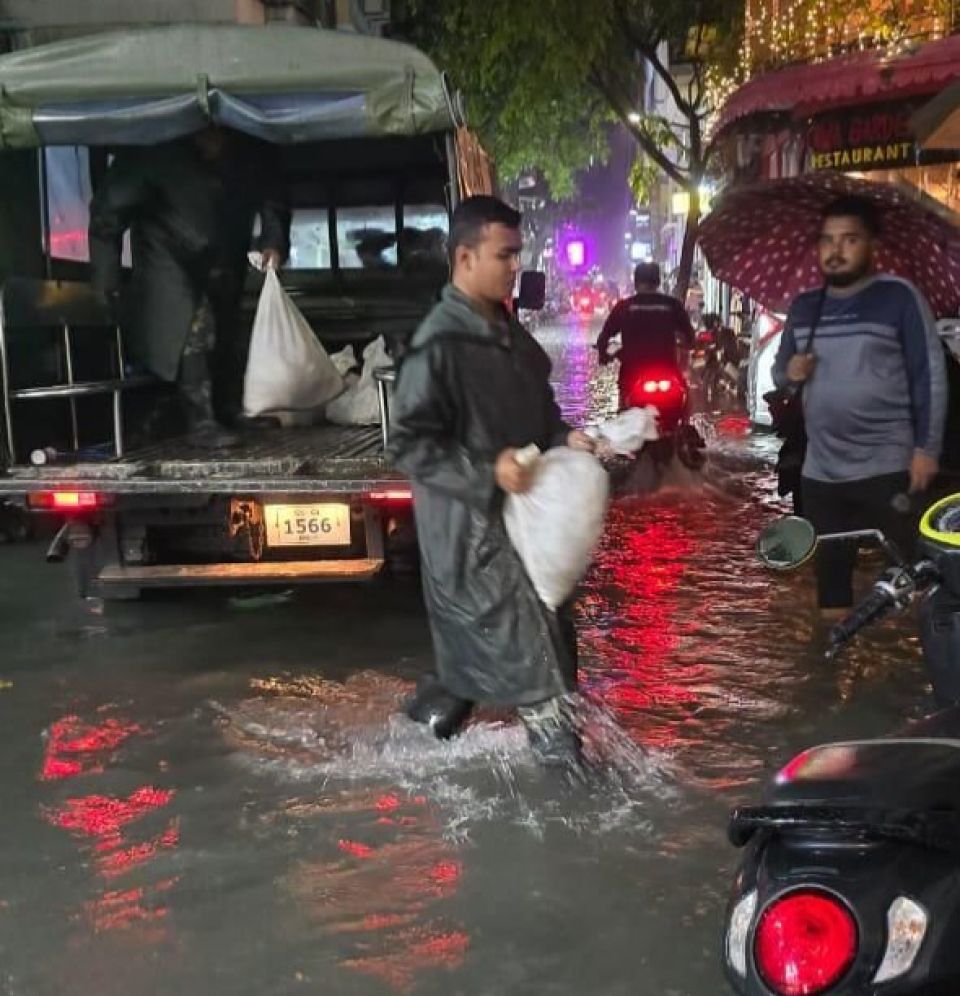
397, 0, 742, 294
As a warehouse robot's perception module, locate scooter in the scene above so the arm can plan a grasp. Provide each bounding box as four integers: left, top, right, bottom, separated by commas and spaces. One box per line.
599, 345, 705, 470
723, 495, 960, 996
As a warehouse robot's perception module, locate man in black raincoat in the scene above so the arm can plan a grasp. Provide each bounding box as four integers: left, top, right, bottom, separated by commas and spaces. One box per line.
89, 127, 290, 447
388, 196, 599, 764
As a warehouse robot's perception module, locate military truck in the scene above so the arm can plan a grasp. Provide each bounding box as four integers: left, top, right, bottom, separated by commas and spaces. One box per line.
0, 23, 520, 599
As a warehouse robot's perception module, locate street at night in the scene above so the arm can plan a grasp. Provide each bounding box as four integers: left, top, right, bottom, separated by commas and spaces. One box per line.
2, 2, 960, 994
0, 319, 930, 996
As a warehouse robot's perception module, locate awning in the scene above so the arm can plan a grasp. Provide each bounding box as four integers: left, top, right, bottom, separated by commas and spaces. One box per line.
0, 24, 455, 147
912, 80, 960, 150
717, 34, 960, 135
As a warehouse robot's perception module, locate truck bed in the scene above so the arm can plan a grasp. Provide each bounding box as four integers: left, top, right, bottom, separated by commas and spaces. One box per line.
0, 424, 404, 495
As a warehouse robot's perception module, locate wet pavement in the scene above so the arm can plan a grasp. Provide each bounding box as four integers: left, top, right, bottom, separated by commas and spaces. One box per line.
0, 317, 931, 996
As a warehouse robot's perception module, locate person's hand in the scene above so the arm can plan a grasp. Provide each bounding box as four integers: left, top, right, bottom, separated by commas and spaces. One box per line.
261, 249, 283, 271
787, 353, 816, 383
910, 451, 939, 493
495, 448, 535, 495
566, 430, 597, 453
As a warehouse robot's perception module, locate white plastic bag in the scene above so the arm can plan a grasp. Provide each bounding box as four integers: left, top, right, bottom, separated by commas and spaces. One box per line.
586, 407, 659, 456
503, 445, 609, 610
243, 270, 345, 418
326, 336, 392, 426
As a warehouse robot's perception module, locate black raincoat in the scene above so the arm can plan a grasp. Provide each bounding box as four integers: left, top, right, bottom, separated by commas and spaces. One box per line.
89, 136, 290, 385
388, 286, 579, 707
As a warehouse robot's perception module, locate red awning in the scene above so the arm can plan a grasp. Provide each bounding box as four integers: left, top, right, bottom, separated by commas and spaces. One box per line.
717, 34, 960, 134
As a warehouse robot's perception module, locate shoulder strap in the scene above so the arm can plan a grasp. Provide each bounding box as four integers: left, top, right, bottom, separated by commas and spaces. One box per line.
806, 285, 829, 351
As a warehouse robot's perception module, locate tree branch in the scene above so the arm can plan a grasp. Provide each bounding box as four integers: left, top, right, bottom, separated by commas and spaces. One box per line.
640, 41, 694, 119
589, 65, 690, 188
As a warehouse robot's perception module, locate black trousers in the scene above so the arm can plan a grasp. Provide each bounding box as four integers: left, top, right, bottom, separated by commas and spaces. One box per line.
801, 472, 916, 609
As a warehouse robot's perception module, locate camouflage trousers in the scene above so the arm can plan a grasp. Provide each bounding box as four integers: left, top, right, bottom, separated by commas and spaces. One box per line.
179, 298, 217, 428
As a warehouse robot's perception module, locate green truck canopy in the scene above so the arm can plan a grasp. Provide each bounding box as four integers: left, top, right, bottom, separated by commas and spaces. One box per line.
0, 23, 455, 147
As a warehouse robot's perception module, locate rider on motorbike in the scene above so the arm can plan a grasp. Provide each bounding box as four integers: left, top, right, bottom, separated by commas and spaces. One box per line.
595, 261, 695, 413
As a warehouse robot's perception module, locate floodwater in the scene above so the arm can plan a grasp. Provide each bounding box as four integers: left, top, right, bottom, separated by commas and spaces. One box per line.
0, 318, 929, 996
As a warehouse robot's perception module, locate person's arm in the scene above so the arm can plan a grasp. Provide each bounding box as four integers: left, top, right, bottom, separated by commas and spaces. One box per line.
771, 308, 800, 390
88, 154, 150, 299
899, 285, 948, 475
258, 146, 291, 267
596, 303, 622, 363
387, 342, 498, 509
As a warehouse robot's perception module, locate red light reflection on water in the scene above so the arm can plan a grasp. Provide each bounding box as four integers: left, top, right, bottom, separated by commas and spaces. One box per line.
39, 713, 179, 936
40, 715, 142, 782
585, 507, 703, 745
292, 790, 468, 993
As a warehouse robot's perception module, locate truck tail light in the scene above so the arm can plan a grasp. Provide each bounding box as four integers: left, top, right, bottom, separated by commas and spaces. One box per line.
367, 488, 413, 506
28, 491, 111, 512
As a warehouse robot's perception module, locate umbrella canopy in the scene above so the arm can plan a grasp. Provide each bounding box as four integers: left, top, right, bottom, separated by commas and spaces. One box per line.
699, 172, 960, 318
912, 80, 960, 150
0, 24, 454, 148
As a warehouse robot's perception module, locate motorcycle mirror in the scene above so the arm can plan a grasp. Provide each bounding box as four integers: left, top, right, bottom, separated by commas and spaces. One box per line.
756, 516, 817, 571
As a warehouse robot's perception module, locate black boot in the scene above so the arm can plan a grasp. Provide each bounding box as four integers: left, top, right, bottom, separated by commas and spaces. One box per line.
518, 695, 583, 769
405, 674, 474, 740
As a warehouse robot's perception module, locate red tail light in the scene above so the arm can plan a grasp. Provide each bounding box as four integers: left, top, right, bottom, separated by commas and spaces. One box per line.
637, 376, 683, 398
367, 488, 413, 506
754, 890, 858, 995
28, 491, 110, 512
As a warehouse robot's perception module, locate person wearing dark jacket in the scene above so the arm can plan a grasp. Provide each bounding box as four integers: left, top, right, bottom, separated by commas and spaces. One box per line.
388, 196, 599, 765
89, 127, 290, 447
596, 261, 695, 407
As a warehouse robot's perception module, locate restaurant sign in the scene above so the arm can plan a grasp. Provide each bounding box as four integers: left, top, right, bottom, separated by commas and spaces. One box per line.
807, 103, 918, 171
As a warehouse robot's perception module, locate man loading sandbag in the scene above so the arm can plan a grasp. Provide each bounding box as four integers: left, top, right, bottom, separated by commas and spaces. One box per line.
90, 126, 291, 447
388, 195, 598, 767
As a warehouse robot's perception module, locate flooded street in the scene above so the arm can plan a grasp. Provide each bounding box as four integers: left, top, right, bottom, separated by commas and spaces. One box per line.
0, 317, 930, 996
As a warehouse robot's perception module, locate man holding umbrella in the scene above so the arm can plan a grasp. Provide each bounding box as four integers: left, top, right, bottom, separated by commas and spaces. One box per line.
772, 195, 947, 618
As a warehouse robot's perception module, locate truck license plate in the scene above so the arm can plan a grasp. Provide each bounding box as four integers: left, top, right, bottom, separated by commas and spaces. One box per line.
264, 503, 351, 548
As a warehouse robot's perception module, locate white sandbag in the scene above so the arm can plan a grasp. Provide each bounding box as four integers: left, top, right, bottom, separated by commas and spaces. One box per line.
243, 270, 345, 418
503, 445, 609, 610
586, 407, 659, 455
326, 336, 392, 426
330, 345, 359, 377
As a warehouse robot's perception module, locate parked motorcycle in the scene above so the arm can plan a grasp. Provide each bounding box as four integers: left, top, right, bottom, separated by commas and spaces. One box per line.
691, 327, 722, 398
723, 496, 960, 996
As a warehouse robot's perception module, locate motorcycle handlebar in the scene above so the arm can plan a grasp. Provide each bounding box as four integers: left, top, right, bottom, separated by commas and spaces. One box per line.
827, 587, 897, 657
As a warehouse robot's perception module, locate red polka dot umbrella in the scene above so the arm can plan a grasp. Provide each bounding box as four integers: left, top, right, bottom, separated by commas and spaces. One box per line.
698, 172, 960, 318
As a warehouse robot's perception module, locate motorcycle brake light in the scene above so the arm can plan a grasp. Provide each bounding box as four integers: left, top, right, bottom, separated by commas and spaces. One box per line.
754, 890, 857, 995
638, 377, 682, 397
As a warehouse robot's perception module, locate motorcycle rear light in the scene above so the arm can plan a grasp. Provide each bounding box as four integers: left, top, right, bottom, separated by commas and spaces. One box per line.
873, 896, 928, 984
754, 890, 857, 995
726, 889, 758, 978
28, 491, 109, 512
638, 377, 682, 396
